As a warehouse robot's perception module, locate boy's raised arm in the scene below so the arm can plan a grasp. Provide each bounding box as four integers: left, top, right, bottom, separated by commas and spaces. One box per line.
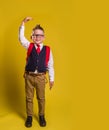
19, 17, 33, 49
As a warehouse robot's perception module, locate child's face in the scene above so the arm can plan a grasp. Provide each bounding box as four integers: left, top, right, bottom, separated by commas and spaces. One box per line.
31, 29, 45, 44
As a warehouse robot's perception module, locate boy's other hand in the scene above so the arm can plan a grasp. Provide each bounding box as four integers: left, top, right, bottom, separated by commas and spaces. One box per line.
49, 81, 54, 90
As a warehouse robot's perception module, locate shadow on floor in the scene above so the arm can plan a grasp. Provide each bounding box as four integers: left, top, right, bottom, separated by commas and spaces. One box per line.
2, 21, 26, 120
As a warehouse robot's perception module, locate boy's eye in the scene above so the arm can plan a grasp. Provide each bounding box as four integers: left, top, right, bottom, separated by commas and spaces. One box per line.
32, 34, 44, 37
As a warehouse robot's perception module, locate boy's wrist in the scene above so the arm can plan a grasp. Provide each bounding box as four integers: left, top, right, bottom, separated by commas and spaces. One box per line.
21, 21, 25, 26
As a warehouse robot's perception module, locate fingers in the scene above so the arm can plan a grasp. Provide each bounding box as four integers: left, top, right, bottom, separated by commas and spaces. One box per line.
49, 86, 52, 90
49, 81, 54, 90
23, 17, 33, 23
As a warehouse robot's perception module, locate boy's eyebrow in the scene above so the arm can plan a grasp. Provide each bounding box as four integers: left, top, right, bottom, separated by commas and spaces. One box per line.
33, 34, 44, 35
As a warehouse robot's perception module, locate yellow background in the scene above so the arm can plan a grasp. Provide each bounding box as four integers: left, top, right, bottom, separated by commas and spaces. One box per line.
0, 0, 109, 130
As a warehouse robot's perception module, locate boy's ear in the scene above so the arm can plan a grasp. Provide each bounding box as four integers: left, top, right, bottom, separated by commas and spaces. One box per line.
43, 35, 45, 39
30, 36, 32, 39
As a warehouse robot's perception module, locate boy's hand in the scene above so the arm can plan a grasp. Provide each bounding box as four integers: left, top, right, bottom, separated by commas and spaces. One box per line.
49, 81, 54, 90
23, 17, 33, 23
21, 17, 33, 26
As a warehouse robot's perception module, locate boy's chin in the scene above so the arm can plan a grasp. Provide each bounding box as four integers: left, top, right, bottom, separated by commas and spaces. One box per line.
34, 41, 41, 44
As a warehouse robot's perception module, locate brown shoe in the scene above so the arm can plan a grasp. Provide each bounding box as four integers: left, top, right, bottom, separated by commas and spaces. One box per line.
39, 115, 46, 127
25, 116, 32, 127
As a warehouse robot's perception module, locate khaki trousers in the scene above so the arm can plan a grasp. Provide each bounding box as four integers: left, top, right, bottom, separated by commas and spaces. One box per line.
24, 72, 46, 116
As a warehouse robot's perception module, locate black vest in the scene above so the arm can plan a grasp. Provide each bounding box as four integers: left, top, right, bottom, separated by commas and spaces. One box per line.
25, 46, 47, 72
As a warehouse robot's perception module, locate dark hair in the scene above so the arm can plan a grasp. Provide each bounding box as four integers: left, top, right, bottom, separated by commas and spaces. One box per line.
33, 24, 44, 32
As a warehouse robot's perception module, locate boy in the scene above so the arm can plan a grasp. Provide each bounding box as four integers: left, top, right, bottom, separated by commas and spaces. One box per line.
19, 17, 54, 127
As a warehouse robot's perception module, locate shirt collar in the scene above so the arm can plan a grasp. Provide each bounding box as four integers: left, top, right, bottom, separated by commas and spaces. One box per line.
35, 43, 43, 50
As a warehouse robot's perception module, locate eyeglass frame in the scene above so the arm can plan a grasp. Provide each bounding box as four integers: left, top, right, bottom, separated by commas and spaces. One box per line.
31, 34, 44, 38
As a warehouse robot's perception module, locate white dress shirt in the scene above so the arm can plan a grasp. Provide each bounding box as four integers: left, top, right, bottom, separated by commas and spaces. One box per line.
19, 25, 54, 82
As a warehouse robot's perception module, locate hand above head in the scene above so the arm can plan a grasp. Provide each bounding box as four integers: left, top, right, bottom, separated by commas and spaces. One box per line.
21, 17, 33, 26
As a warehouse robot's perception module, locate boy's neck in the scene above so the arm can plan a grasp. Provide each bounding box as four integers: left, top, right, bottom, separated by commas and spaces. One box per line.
34, 43, 43, 45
